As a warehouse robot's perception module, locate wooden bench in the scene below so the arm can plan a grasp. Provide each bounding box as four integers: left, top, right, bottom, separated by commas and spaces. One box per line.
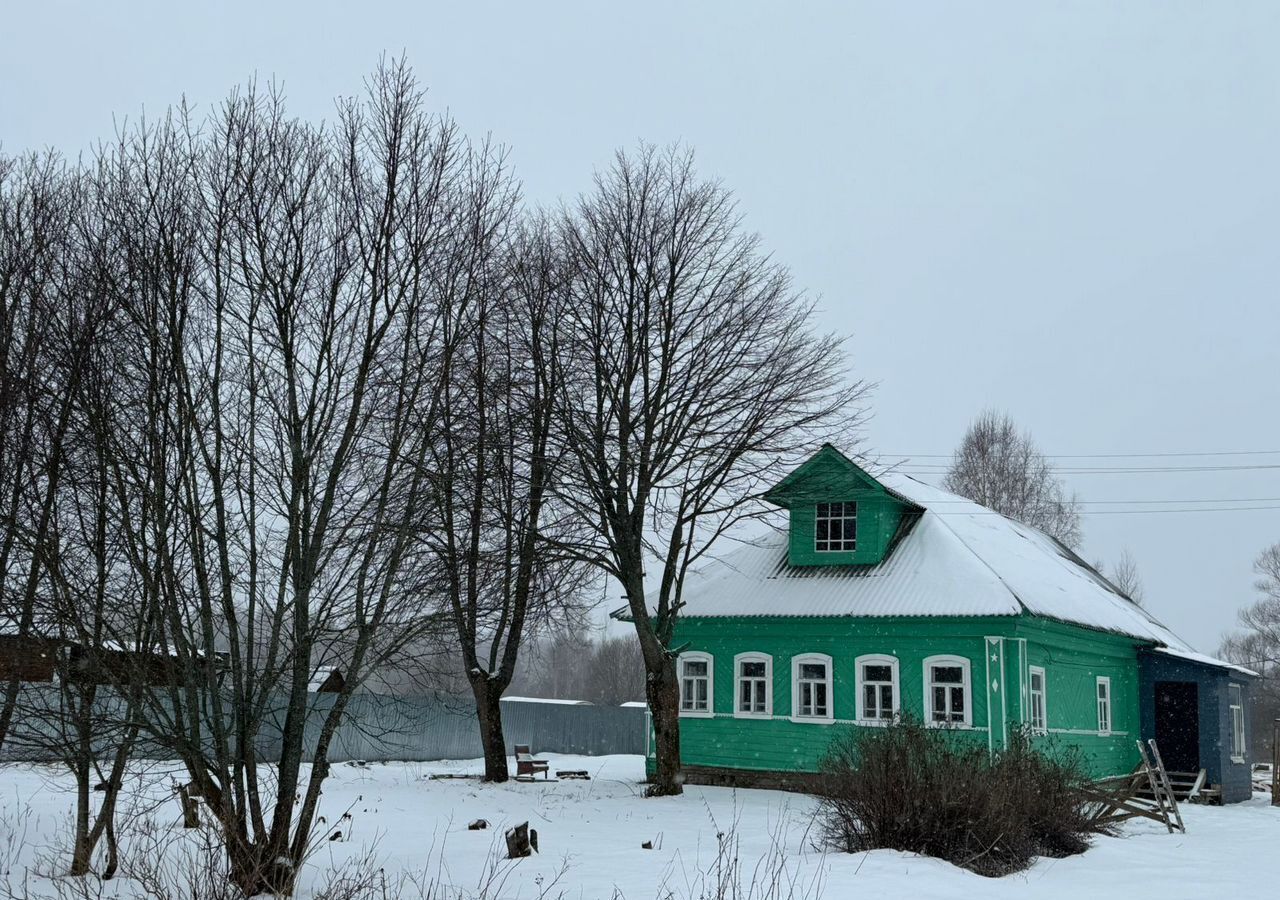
514, 744, 549, 780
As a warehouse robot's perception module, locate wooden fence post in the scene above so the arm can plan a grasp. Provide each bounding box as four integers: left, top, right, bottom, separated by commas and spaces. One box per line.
1271, 719, 1279, 807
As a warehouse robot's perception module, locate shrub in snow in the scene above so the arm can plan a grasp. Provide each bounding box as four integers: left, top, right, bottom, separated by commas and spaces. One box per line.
814, 719, 1109, 877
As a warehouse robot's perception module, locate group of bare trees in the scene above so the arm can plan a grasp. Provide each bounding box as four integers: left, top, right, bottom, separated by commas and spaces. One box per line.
1221, 542, 1280, 754
509, 630, 646, 707
0, 61, 860, 892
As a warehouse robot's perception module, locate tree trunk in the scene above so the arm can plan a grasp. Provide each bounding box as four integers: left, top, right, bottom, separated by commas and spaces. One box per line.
70, 764, 92, 876
471, 676, 510, 783
227, 831, 295, 897
645, 656, 683, 797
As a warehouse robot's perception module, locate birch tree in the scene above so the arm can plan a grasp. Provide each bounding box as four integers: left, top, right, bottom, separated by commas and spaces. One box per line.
944, 410, 1082, 548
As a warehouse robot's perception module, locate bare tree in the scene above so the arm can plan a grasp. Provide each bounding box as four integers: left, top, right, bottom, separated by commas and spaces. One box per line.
1107, 548, 1145, 606
943, 410, 1081, 548
420, 199, 593, 781
1220, 542, 1280, 756
0, 152, 93, 751
75, 61, 494, 894
553, 145, 866, 795
0, 150, 151, 878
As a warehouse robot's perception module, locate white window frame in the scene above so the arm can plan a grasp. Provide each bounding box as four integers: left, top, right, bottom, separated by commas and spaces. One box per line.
678, 652, 714, 718
791, 653, 834, 724
1096, 676, 1112, 735
1229, 683, 1246, 763
854, 653, 900, 724
1028, 665, 1047, 734
814, 501, 857, 552
733, 652, 773, 719
923, 654, 972, 728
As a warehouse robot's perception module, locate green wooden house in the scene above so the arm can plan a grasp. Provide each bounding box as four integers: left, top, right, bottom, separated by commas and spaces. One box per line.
624, 445, 1255, 800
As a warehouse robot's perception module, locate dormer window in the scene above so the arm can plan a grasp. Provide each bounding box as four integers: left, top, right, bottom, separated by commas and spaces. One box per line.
815, 501, 857, 552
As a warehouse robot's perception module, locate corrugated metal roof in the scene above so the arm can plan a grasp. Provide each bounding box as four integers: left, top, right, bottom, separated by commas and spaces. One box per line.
644, 471, 1225, 661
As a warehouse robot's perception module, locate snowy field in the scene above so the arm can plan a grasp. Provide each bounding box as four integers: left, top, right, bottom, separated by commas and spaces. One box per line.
0, 754, 1277, 899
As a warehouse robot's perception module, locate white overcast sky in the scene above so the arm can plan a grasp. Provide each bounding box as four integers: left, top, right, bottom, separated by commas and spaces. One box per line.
3, 1, 1277, 652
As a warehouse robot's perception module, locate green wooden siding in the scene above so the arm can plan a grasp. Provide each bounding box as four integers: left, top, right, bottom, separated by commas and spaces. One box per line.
656, 614, 1143, 779
787, 495, 906, 567
762, 446, 913, 567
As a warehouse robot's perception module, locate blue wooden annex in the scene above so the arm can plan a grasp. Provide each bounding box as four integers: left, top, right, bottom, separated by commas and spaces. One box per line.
1138, 649, 1256, 803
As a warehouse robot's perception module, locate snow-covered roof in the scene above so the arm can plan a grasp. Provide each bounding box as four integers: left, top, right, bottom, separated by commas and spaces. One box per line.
1151, 646, 1258, 678
501, 696, 594, 706
630, 468, 1236, 667
619, 701, 648, 708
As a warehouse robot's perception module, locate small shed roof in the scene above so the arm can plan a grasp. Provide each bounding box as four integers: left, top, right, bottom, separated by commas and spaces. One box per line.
501, 696, 594, 706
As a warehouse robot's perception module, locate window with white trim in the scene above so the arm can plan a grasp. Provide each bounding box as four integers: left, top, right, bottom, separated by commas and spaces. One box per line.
791, 654, 833, 722
855, 654, 899, 723
734, 652, 772, 718
1096, 676, 1112, 735
924, 655, 971, 726
1229, 683, 1246, 762
1028, 665, 1047, 733
678, 653, 713, 717
815, 501, 857, 552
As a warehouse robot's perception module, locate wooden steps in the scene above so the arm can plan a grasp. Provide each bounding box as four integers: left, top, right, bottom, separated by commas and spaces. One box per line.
1137, 769, 1208, 803
1083, 739, 1186, 834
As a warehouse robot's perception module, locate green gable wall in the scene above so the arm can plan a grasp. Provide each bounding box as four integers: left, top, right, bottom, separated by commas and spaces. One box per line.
656, 614, 1142, 780
787, 495, 907, 567
763, 446, 914, 567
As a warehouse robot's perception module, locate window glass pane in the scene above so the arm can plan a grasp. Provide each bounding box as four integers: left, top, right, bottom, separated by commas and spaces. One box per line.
696, 681, 707, 707
1097, 681, 1108, 699
1030, 671, 1043, 692
932, 665, 962, 684
863, 683, 875, 712
864, 664, 891, 682
932, 686, 945, 719
801, 663, 827, 680
950, 686, 965, 715
814, 683, 827, 714
816, 520, 829, 541
741, 661, 765, 678
684, 660, 707, 677
879, 685, 893, 718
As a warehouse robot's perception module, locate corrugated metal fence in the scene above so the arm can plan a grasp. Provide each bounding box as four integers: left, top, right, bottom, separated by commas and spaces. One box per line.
294, 694, 647, 761
0, 688, 646, 763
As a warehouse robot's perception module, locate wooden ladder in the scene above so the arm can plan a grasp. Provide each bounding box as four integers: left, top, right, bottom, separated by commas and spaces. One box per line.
1137, 738, 1185, 834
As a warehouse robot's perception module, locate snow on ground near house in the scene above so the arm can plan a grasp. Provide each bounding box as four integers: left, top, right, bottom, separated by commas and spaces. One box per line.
0, 754, 1277, 899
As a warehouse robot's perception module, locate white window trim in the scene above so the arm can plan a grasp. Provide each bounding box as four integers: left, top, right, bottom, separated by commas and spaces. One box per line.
678, 652, 714, 719
1028, 665, 1047, 734
923, 654, 972, 728
1229, 684, 1246, 763
733, 652, 773, 719
814, 501, 857, 553
790, 653, 834, 724
854, 653, 900, 724
1096, 676, 1112, 736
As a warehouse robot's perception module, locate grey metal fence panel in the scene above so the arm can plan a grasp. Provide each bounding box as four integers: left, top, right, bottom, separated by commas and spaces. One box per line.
0, 686, 646, 763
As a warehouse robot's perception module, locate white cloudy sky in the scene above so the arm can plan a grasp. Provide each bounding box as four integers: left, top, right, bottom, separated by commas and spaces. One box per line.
3, 1, 1278, 651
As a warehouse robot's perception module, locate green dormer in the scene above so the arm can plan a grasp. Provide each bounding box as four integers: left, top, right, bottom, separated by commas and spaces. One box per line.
763, 444, 920, 568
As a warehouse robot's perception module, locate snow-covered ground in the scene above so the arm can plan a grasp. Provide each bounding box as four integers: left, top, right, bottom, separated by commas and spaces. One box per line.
0, 754, 1276, 899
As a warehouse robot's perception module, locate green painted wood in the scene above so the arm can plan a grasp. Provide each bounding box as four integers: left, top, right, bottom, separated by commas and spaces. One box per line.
762, 445, 913, 567
657, 614, 1144, 779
